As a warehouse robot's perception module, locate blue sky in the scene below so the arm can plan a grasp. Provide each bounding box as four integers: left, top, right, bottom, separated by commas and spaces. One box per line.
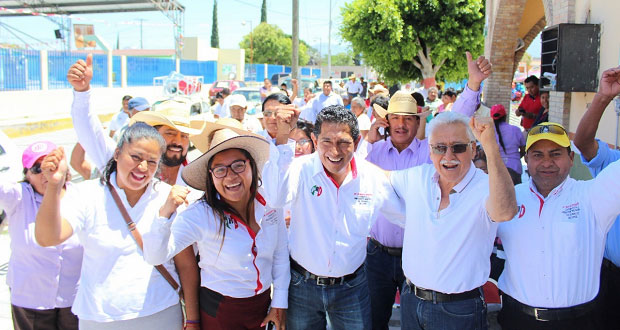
0, 0, 539, 56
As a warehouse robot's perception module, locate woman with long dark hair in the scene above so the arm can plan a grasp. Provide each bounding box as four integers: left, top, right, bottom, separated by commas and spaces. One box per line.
490, 104, 526, 184
0, 141, 82, 330
35, 123, 186, 330
143, 121, 289, 330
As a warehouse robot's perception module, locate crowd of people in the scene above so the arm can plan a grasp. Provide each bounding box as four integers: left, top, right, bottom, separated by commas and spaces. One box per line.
2, 48, 620, 330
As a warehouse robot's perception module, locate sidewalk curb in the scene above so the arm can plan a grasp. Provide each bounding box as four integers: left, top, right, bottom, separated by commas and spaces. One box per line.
1, 113, 115, 139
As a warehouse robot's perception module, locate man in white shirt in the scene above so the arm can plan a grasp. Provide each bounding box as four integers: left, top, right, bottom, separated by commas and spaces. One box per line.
496, 121, 620, 330
108, 95, 132, 138
263, 105, 405, 330
228, 94, 263, 133
388, 111, 517, 330
213, 88, 231, 119
300, 80, 343, 124
345, 74, 363, 99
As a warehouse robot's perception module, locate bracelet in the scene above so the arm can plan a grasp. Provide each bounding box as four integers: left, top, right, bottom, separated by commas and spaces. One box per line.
185, 320, 200, 324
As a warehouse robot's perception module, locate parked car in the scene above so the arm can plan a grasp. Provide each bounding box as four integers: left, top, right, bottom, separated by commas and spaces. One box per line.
271, 73, 290, 86
232, 87, 262, 115
208, 80, 246, 100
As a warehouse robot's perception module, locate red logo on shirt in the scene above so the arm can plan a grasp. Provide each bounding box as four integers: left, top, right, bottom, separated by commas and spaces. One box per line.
311, 185, 323, 197
518, 204, 526, 218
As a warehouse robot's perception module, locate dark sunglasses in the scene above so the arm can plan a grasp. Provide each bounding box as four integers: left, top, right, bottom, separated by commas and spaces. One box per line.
528, 124, 567, 137
210, 159, 248, 179
29, 163, 42, 174
430, 143, 472, 155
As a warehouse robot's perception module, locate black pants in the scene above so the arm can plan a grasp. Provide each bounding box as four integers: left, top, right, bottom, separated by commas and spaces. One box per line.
497, 294, 603, 330
600, 259, 620, 329
11, 305, 78, 330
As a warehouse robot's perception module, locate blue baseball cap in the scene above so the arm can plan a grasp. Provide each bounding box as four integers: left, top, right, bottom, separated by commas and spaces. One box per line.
128, 97, 150, 111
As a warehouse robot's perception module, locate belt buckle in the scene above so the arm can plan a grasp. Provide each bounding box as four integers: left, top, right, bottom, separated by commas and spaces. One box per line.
534, 308, 548, 321
316, 276, 335, 286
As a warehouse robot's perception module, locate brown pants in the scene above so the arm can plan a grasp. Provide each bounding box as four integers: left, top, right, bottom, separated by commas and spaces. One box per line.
11, 305, 78, 330
200, 287, 271, 330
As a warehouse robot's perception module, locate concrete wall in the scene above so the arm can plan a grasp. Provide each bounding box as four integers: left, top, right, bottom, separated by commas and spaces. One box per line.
565, 0, 620, 145
182, 37, 246, 81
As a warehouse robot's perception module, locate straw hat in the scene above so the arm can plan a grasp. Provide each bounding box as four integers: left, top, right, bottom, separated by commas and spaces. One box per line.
130, 99, 201, 135
372, 91, 431, 119
182, 119, 269, 191
368, 84, 389, 97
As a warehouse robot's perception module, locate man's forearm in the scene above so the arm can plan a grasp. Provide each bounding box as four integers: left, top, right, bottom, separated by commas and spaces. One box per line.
574, 93, 613, 160
484, 144, 517, 222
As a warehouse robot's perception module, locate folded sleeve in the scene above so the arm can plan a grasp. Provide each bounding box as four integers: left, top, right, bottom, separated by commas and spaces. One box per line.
587, 158, 620, 233
451, 85, 481, 117
261, 142, 298, 208
270, 209, 290, 308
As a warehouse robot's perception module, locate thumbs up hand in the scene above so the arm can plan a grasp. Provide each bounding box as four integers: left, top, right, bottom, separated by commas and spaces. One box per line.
67, 53, 93, 92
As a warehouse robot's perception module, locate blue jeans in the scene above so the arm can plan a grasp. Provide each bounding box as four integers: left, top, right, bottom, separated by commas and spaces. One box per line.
287, 267, 371, 330
401, 282, 487, 330
365, 239, 406, 330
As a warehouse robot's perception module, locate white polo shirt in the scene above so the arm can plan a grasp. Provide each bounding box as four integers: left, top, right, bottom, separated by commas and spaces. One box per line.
143, 191, 290, 308
60, 174, 179, 322
262, 143, 405, 277
497, 159, 620, 308
390, 163, 497, 294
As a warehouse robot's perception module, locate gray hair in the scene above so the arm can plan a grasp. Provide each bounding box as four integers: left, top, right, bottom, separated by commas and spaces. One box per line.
351, 97, 366, 108
427, 111, 475, 142
428, 86, 439, 94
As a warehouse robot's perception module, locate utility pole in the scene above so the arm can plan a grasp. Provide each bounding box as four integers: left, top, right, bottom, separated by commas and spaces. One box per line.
292, 0, 299, 80
328, 0, 332, 78
139, 19, 144, 49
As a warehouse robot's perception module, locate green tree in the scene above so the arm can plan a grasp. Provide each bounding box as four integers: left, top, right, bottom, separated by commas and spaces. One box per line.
240, 23, 310, 65
322, 52, 354, 66
211, 0, 219, 48
261, 0, 267, 23
340, 0, 484, 86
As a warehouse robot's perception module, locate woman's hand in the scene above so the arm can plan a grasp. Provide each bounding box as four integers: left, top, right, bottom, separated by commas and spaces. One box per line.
159, 185, 190, 218
261, 307, 286, 330
41, 147, 68, 188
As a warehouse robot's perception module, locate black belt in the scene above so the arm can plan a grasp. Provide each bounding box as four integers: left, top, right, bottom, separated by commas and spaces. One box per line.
369, 238, 402, 257
405, 279, 481, 303
501, 292, 598, 321
290, 258, 361, 286
603, 258, 620, 274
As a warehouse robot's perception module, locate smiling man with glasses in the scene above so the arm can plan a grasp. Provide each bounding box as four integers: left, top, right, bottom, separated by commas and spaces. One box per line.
386, 111, 517, 330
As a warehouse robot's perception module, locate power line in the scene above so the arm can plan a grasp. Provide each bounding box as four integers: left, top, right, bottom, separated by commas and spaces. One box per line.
229, 0, 327, 22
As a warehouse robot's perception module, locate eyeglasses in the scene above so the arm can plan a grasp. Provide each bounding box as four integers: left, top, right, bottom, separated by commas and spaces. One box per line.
528, 124, 567, 137
430, 143, 472, 155
296, 139, 312, 147
210, 159, 248, 179
262, 111, 276, 118
29, 163, 42, 174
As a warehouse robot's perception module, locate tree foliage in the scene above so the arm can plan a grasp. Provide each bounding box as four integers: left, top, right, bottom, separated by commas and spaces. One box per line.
211, 0, 219, 48
240, 23, 310, 66
261, 0, 267, 23
340, 0, 484, 83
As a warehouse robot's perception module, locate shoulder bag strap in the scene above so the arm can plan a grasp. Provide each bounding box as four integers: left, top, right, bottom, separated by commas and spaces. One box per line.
106, 182, 181, 295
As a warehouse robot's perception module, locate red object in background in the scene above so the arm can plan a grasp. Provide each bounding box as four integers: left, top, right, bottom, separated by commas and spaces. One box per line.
209, 80, 247, 98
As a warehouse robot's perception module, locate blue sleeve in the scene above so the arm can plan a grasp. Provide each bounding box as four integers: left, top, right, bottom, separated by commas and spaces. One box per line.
580, 139, 620, 177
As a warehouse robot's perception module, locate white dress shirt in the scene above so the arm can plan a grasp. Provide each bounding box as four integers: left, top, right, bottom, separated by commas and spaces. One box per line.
300, 93, 344, 124
262, 143, 405, 277
60, 174, 179, 321
497, 159, 620, 308
345, 80, 363, 94
390, 163, 497, 294
108, 110, 129, 134
143, 191, 290, 308
0, 181, 82, 310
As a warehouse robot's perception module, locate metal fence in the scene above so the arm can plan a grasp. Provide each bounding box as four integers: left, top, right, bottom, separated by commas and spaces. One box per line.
0, 48, 41, 91
244, 63, 321, 82
112, 56, 122, 88
47, 51, 108, 89
180, 60, 217, 83
126, 56, 176, 86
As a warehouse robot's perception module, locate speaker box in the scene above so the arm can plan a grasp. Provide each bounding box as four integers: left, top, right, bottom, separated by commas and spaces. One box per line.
540, 24, 600, 92
54, 29, 63, 39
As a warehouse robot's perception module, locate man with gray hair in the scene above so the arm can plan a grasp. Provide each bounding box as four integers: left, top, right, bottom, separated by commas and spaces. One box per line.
387, 111, 517, 329
350, 96, 371, 140
426, 86, 442, 114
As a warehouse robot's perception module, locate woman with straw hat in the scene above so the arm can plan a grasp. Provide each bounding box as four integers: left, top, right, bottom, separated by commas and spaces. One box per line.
143, 119, 289, 330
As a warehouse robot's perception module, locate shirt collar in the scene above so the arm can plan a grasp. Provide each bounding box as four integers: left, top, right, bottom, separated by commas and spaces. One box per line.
528, 175, 570, 199
386, 136, 422, 154
312, 153, 358, 186
432, 162, 477, 194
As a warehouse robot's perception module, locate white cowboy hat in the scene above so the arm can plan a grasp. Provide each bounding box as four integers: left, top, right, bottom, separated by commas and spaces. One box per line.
372, 90, 432, 119
130, 99, 201, 135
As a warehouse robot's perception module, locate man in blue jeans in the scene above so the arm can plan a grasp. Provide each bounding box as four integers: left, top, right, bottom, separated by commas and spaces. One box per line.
573, 65, 620, 329
363, 52, 491, 329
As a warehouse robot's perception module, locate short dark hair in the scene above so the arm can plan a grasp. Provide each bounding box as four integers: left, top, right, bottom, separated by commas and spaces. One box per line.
222, 88, 231, 96
122, 95, 132, 101
262, 92, 291, 112
442, 89, 457, 98
411, 92, 425, 107
540, 90, 550, 96
314, 105, 359, 142
323, 80, 332, 87
370, 95, 389, 110
215, 92, 224, 99
296, 119, 315, 152
524, 75, 539, 85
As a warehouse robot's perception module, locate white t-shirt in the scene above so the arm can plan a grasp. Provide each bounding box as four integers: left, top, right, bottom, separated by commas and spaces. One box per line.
108, 110, 129, 133
143, 192, 290, 308
357, 114, 371, 131
61, 174, 179, 322
241, 116, 264, 133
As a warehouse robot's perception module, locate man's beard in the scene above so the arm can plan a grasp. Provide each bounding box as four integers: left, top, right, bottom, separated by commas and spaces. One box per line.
161, 146, 187, 167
